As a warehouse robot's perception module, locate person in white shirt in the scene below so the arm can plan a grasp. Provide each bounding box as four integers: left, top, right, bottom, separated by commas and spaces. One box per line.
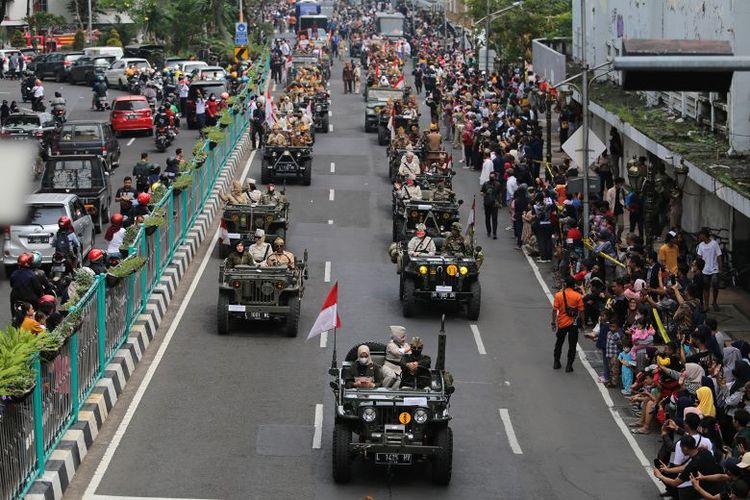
697, 228, 723, 311
479, 149, 493, 186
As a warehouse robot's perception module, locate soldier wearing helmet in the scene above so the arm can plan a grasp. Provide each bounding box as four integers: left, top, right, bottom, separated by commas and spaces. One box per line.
400, 337, 432, 390
442, 222, 469, 257
407, 223, 436, 257
9, 253, 45, 314
265, 237, 295, 269
53, 216, 82, 268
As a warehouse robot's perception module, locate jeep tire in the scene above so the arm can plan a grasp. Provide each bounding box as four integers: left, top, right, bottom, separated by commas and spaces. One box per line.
302, 160, 312, 186
217, 293, 230, 335
431, 426, 453, 485
284, 297, 300, 337
392, 218, 403, 242
218, 243, 230, 259
332, 420, 353, 483
260, 162, 272, 184
466, 280, 481, 320
402, 278, 416, 317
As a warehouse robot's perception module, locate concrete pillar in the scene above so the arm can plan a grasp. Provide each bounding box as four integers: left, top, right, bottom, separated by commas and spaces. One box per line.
730, 2, 750, 153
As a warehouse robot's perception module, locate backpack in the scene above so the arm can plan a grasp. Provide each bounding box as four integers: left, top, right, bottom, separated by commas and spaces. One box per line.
54, 231, 71, 255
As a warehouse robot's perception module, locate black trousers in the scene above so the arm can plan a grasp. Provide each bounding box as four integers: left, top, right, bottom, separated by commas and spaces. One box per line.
537, 223, 554, 260
554, 325, 578, 366
250, 121, 264, 149
483, 204, 498, 236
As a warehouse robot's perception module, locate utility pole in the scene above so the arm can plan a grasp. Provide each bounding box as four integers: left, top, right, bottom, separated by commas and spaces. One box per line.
484, 0, 489, 72
87, 0, 93, 46
545, 91, 552, 168
581, 0, 591, 243
239, 0, 243, 23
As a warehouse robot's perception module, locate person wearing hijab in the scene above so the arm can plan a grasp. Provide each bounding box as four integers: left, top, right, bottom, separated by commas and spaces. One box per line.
345, 344, 383, 389
696, 386, 717, 418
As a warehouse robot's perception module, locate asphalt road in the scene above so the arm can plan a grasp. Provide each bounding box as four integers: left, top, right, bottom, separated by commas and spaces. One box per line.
61, 61, 662, 499
0, 76, 202, 328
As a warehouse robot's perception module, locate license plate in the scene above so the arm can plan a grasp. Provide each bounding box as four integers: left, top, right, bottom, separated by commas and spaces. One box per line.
435, 285, 452, 293
226, 232, 241, 239
127, 114, 137, 120
51, 265, 65, 272
248, 312, 269, 319
27, 235, 49, 244
228, 304, 246, 312
375, 453, 412, 465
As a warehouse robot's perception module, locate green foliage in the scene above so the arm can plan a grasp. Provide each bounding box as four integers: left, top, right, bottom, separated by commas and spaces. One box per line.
219, 111, 233, 126
61, 269, 97, 311
73, 30, 86, 50
465, 0, 572, 62
49, 310, 82, 341
105, 28, 123, 47
67, 0, 104, 30
172, 174, 194, 191
11, 30, 26, 48
0, 327, 43, 396
25, 12, 67, 33
108, 255, 147, 278
119, 224, 139, 253
149, 183, 167, 206
143, 206, 166, 227
206, 128, 225, 144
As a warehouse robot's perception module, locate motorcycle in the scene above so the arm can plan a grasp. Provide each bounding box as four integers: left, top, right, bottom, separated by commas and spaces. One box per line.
95, 94, 110, 111
154, 126, 172, 152
49, 252, 73, 301
20, 81, 33, 102
31, 97, 45, 112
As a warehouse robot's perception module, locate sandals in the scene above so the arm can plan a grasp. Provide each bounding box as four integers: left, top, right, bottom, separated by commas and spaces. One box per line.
631, 428, 650, 435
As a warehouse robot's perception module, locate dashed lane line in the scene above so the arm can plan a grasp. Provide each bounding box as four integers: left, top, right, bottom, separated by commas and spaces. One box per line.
127, 138, 135, 146
312, 403, 324, 449
498, 409, 523, 455
330, 161, 335, 173
324, 261, 331, 283
329, 189, 334, 201
469, 324, 487, 355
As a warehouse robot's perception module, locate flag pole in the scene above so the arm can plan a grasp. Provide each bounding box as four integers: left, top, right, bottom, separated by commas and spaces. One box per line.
330, 326, 338, 371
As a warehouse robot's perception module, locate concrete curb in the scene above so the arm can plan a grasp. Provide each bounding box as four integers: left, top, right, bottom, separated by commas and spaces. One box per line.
26, 130, 254, 500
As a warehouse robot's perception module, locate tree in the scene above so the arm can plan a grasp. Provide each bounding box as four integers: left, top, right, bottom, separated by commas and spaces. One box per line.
67, 0, 104, 31
10, 30, 26, 48
73, 29, 85, 50
465, 0, 571, 62
24, 12, 67, 33
105, 27, 122, 47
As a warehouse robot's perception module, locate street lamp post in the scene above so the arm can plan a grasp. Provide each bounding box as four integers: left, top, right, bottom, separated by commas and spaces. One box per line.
473, 1, 523, 73
87, 0, 93, 46
580, 0, 591, 245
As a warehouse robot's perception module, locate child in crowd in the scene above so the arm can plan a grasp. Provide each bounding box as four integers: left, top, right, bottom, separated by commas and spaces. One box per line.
618, 338, 636, 395
606, 320, 624, 389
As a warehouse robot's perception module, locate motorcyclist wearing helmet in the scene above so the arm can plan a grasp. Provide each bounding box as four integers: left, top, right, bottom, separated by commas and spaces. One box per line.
164, 147, 183, 182
53, 216, 82, 268
143, 81, 157, 106
92, 75, 108, 109
29, 251, 53, 295
31, 79, 44, 111
9, 253, 45, 314
37, 295, 63, 332
105, 213, 126, 257
86, 249, 108, 275
154, 105, 170, 129
50, 91, 66, 113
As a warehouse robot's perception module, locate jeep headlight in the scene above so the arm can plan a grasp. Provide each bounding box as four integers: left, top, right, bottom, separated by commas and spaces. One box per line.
261, 281, 275, 295
418, 265, 428, 275
362, 407, 377, 422
446, 264, 458, 276
459, 266, 469, 276
374, 106, 381, 113
413, 408, 428, 424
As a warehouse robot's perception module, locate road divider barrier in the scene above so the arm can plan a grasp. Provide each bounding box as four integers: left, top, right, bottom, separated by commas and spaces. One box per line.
0, 52, 271, 500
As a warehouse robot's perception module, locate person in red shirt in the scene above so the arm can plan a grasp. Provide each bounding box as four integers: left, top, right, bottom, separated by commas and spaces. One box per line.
552, 276, 586, 372
206, 93, 219, 126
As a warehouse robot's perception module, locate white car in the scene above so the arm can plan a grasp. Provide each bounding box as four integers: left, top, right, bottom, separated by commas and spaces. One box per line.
105, 58, 152, 89
0, 49, 22, 74
196, 66, 227, 81
179, 61, 208, 76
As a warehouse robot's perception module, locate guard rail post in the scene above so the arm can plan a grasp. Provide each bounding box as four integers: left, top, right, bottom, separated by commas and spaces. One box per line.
32, 355, 44, 476
168, 191, 175, 259
96, 275, 106, 377
181, 189, 189, 240
70, 332, 79, 422
139, 233, 147, 308
154, 226, 161, 285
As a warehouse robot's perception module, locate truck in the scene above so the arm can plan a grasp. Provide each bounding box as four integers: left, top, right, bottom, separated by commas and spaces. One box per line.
375, 12, 406, 39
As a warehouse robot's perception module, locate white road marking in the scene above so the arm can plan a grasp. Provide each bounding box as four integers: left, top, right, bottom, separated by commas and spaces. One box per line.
320, 330, 328, 348
330, 161, 335, 173
324, 261, 331, 282
126, 138, 135, 146
523, 251, 666, 493
328, 123, 333, 133
84, 150, 258, 498
469, 324, 486, 355
328, 189, 334, 201
328, 110, 332, 116
327, 219, 333, 225
312, 403, 324, 449
504, 380, 511, 386
498, 409, 523, 455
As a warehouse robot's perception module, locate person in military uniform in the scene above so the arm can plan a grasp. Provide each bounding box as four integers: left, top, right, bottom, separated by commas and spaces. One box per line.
247, 229, 273, 265
265, 237, 296, 269
396, 178, 422, 201
425, 122, 444, 161
291, 131, 307, 147
408, 223, 436, 257
382, 325, 411, 388
345, 344, 383, 389
267, 124, 288, 146
261, 184, 285, 206
391, 127, 412, 150
245, 178, 262, 204
225, 240, 251, 269
398, 151, 421, 179
442, 222, 470, 256
399, 337, 432, 390
220, 180, 251, 204
432, 181, 453, 201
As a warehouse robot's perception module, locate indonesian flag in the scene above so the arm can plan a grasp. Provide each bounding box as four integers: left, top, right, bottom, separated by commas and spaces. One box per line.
264, 88, 276, 127
465, 198, 476, 235
392, 74, 405, 89
306, 282, 342, 340
374, 64, 380, 81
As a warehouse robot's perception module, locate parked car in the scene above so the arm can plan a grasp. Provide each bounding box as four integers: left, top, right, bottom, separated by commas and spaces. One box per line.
38, 51, 84, 82
185, 80, 227, 128
38, 154, 112, 233
104, 58, 151, 89
26, 53, 48, 73
52, 121, 121, 170
179, 60, 208, 76
2, 193, 95, 274
0, 112, 59, 155
69, 55, 117, 85
83, 46, 124, 59
164, 57, 190, 71
196, 66, 227, 81
110, 95, 153, 136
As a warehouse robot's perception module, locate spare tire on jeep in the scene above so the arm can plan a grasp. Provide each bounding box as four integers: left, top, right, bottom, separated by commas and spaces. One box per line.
344, 341, 387, 361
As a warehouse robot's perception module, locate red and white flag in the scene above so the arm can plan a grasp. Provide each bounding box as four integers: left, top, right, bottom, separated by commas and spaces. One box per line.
307, 282, 342, 340
465, 198, 476, 235
392, 74, 405, 89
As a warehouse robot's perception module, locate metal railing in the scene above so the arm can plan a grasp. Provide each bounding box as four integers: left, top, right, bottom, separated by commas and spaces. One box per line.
0, 53, 270, 500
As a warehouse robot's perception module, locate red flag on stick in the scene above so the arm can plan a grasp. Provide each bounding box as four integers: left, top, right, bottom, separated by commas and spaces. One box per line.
307, 282, 342, 340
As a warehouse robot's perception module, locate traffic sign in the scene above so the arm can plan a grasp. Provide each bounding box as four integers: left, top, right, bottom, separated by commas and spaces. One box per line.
562, 127, 606, 169
234, 45, 249, 62
235, 22, 248, 46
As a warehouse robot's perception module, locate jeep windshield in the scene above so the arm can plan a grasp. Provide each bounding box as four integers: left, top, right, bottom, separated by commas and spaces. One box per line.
41, 159, 104, 190
368, 90, 402, 101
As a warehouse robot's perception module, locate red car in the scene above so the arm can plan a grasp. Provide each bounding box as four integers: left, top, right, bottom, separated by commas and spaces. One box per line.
111, 95, 153, 136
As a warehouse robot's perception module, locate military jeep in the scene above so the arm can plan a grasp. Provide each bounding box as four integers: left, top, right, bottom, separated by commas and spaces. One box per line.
364, 87, 407, 132
218, 202, 289, 258
217, 250, 308, 336
329, 320, 455, 485
378, 114, 419, 147
261, 145, 313, 185
398, 251, 481, 320
388, 147, 423, 181
311, 94, 330, 132
391, 199, 462, 242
